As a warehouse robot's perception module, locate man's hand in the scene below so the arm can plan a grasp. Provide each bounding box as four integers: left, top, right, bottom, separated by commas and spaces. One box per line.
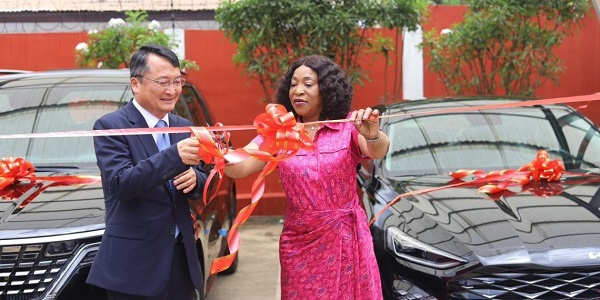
174, 167, 197, 193
177, 137, 201, 166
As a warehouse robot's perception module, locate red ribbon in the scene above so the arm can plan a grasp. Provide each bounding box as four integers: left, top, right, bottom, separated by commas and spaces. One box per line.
191, 104, 313, 208
450, 150, 564, 194
0, 157, 35, 190
1, 157, 100, 208
369, 150, 571, 226
190, 123, 231, 207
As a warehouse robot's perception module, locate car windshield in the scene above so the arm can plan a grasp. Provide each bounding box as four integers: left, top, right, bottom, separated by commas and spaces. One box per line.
384, 103, 600, 177
0, 80, 130, 169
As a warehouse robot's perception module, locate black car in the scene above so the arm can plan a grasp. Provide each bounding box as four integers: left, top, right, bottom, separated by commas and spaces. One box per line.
359, 99, 600, 300
0, 69, 237, 300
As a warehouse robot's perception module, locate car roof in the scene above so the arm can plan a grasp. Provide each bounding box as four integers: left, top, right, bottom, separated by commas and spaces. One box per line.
0, 69, 33, 75
0, 69, 196, 88
0, 68, 131, 80
383, 97, 548, 115
0, 69, 134, 89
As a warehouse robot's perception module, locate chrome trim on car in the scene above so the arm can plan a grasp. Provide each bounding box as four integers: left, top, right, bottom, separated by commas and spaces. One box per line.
0, 230, 105, 246
42, 242, 101, 300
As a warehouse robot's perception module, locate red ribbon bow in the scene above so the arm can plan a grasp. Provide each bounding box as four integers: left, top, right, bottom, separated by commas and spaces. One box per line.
369, 150, 567, 226
451, 150, 565, 194
254, 104, 313, 157
1, 157, 100, 208
0, 157, 35, 190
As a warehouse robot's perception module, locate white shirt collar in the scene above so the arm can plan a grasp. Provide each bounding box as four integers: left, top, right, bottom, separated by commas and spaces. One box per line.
132, 98, 169, 128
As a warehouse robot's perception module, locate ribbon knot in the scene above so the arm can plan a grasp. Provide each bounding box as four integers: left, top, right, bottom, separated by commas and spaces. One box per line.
0, 157, 35, 190
518, 150, 564, 182
1, 157, 100, 206
450, 150, 565, 194
254, 104, 313, 157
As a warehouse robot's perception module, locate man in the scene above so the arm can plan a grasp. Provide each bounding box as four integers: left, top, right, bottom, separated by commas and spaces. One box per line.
87, 44, 206, 299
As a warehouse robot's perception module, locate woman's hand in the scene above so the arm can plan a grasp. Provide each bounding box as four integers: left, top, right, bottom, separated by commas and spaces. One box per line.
350, 107, 380, 140
352, 107, 390, 159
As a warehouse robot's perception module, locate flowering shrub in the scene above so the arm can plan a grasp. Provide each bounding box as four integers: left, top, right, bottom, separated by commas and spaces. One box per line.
421, 0, 590, 97
75, 10, 197, 70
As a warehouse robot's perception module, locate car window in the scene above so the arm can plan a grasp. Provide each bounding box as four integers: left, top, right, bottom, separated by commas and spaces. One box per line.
384, 106, 600, 176
0, 82, 129, 169
553, 107, 600, 166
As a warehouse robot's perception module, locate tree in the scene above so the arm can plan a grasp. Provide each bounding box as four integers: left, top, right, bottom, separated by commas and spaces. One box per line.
421, 0, 590, 97
75, 10, 197, 70
215, 0, 428, 102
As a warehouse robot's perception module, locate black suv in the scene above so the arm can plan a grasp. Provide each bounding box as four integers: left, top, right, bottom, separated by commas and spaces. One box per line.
0, 69, 237, 299
359, 98, 600, 300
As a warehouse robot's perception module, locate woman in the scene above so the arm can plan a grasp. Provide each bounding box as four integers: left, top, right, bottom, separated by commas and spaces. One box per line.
225, 55, 389, 299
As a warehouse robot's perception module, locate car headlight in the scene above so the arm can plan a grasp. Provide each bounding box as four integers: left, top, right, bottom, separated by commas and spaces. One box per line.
386, 227, 467, 269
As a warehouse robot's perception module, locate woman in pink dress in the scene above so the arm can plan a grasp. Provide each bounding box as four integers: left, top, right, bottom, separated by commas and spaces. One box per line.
225, 55, 390, 299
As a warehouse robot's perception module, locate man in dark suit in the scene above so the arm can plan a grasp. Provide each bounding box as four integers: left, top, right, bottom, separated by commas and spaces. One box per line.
87, 44, 206, 299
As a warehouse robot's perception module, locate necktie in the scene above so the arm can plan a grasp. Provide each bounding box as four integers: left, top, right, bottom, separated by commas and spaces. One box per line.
155, 120, 170, 152
154, 120, 180, 238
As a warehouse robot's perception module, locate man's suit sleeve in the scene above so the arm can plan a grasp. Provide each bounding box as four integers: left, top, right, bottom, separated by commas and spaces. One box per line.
187, 166, 208, 201
93, 116, 189, 202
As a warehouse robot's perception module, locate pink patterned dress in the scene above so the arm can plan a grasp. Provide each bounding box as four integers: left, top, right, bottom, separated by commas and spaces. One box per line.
256, 121, 383, 300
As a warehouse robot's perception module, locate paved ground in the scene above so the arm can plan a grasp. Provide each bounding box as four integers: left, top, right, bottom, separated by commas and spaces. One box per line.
207, 216, 284, 300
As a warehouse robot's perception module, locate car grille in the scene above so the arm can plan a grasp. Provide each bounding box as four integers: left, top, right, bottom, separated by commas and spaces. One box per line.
0, 243, 72, 299
448, 265, 600, 299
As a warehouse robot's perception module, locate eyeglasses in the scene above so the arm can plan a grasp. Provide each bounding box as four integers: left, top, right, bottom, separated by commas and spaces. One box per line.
139, 76, 186, 89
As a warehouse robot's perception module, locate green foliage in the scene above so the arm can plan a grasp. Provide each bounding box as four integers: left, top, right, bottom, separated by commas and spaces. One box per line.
421, 0, 590, 97
75, 10, 198, 71
215, 0, 428, 102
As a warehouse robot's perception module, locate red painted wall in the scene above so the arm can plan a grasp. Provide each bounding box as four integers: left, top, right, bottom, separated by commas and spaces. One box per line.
183, 30, 287, 215
421, 6, 600, 99
1, 6, 599, 215
420, 5, 600, 130
0, 32, 86, 70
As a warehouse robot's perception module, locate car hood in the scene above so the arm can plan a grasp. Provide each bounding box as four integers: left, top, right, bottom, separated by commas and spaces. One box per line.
383, 174, 600, 267
0, 172, 105, 240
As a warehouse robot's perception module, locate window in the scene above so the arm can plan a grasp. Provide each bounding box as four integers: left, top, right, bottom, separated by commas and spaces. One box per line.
384, 106, 595, 176
0, 82, 129, 168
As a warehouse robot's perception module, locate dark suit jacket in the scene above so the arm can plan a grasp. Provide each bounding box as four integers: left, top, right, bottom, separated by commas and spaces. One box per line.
87, 101, 206, 296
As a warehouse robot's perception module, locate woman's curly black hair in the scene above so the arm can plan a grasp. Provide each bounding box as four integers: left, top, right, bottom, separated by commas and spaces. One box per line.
275, 55, 352, 121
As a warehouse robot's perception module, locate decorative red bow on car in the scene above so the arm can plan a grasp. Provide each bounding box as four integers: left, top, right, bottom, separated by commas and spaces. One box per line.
0, 157, 35, 190
1, 157, 100, 208
369, 150, 569, 225
450, 150, 565, 194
